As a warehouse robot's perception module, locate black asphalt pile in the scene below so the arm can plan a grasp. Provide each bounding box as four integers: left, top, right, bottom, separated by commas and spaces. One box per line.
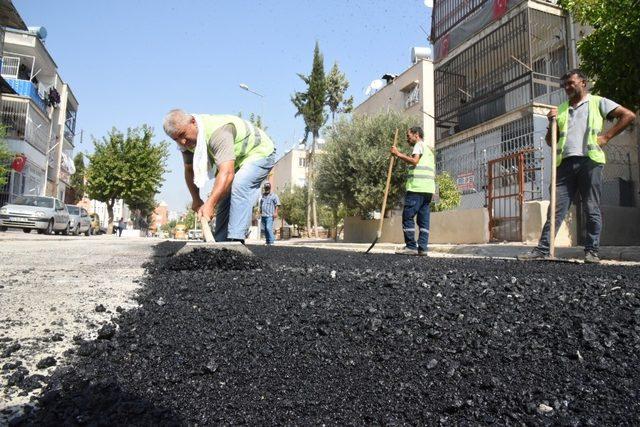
12, 246, 640, 425
160, 247, 267, 272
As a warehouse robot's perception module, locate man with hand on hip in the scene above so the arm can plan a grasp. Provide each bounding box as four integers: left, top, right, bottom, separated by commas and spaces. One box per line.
518, 69, 635, 263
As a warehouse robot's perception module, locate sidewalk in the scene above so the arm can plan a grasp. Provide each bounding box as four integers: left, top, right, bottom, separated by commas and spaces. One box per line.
256, 238, 640, 263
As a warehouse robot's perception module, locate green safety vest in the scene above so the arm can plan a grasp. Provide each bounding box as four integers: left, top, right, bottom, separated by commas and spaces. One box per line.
187, 114, 274, 170
406, 141, 436, 194
556, 95, 606, 167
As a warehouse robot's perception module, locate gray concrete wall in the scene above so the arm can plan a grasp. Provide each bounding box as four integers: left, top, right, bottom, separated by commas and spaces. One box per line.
523, 201, 577, 246
343, 208, 489, 244
601, 206, 640, 246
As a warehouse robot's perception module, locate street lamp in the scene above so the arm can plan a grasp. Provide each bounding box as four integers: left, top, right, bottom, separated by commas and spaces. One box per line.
239, 83, 264, 98
239, 83, 265, 119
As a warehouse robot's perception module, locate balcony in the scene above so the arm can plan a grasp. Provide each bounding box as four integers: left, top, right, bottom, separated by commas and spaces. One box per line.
0, 97, 51, 153
4, 78, 46, 112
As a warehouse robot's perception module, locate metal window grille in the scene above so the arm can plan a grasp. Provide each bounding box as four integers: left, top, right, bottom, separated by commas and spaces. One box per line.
435, 9, 568, 138
436, 115, 544, 208
0, 56, 20, 79
432, 0, 490, 42
0, 97, 50, 153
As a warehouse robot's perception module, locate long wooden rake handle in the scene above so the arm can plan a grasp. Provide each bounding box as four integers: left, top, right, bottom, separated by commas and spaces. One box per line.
549, 116, 557, 258
377, 128, 399, 238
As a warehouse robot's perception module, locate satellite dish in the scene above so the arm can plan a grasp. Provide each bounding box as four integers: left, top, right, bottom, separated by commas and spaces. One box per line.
27, 26, 47, 40
365, 79, 385, 96
370, 79, 385, 90
424, 0, 433, 7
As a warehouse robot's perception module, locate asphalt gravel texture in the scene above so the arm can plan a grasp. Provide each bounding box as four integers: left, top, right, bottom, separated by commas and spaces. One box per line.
9, 243, 640, 425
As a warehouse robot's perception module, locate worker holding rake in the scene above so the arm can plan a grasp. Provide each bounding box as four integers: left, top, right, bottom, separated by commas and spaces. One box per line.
163, 110, 275, 243
391, 126, 436, 256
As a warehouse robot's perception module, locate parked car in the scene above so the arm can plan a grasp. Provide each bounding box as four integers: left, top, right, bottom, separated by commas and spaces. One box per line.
67, 205, 92, 236
188, 229, 203, 240
0, 195, 70, 234
89, 213, 107, 235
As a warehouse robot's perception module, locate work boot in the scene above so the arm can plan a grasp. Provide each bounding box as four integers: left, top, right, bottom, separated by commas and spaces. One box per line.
517, 249, 548, 261
395, 247, 418, 255
584, 251, 600, 264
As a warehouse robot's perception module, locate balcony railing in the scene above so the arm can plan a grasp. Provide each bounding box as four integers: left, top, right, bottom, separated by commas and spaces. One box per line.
0, 97, 51, 153
3, 78, 46, 112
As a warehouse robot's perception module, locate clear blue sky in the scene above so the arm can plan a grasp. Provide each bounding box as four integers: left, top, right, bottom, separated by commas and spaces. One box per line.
14, 0, 432, 213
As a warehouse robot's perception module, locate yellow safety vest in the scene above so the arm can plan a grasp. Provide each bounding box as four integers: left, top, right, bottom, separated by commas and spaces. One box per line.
556, 95, 606, 167
186, 114, 275, 169
406, 141, 436, 194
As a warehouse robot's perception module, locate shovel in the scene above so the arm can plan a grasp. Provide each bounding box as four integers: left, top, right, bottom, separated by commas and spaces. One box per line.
174, 213, 252, 256
366, 128, 398, 253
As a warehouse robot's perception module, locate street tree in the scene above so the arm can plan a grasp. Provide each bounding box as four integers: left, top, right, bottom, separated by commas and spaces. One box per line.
279, 185, 308, 233
291, 41, 327, 237
0, 127, 11, 187
86, 126, 168, 234
237, 112, 267, 131
69, 153, 86, 203
326, 61, 354, 123
559, 0, 640, 111
431, 172, 461, 212
183, 208, 197, 230
318, 112, 415, 217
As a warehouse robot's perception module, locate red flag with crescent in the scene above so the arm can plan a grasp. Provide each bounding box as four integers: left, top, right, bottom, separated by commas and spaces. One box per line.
11, 154, 26, 172
493, 0, 508, 20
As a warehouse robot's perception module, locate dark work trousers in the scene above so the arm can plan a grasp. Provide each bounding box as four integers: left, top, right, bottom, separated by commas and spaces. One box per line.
402, 191, 433, 252
537, 156, 603, 254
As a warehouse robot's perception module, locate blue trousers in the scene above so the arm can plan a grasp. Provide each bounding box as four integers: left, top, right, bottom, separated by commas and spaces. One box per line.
537, 156, 603, 254
261, 216, 275, 244
402, 191, 433, 252
215, 152, 275, 241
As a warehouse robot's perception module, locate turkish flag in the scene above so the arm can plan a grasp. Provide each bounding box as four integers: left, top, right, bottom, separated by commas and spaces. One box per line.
11, 154, 26, 172
493, 0, 508, 20
441, 33, 451, 58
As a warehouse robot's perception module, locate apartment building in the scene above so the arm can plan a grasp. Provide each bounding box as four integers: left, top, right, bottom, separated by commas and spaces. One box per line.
271, 145, 309, 194
0, 2, 78, 206
431, 0, 639, 242
353, 49, 435, 148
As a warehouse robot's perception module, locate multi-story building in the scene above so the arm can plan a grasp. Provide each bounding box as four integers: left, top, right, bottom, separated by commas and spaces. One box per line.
0, 2, 78, 206
431, 0, 638, 242
152, 201, 169, 232
353, 49, 435, 148
271, 144, 309, 194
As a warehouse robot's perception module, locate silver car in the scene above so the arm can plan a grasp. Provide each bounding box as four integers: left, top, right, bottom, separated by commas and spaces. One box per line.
0, 196, 70, 235
66, 205, 92, 236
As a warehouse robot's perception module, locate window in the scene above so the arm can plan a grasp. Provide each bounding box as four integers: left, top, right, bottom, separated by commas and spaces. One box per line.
298, 157, 307, 167
403, 83, 421, 109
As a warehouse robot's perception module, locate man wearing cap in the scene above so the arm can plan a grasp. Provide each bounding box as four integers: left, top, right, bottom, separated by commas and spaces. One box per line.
163, 110, 276, 242
259, 182, 280, 245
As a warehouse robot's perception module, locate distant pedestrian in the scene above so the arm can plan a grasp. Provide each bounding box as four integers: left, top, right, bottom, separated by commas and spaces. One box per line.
259, 182, 280, 245
391, 126, 436, 256
117, 217, 125, 237
518, 69, 636, 264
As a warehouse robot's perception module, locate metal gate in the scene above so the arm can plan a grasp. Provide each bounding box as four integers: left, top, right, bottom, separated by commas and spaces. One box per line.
487, 149, 542, 241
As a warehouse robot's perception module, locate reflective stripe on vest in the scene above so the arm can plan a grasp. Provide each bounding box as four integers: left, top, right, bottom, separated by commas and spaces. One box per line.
193, 114, 274, 169
555, 95, 606, 167
406, 142, 436, 194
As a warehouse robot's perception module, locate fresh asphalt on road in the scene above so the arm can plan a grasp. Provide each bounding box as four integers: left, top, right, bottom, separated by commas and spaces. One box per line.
2, 234, 639, 424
